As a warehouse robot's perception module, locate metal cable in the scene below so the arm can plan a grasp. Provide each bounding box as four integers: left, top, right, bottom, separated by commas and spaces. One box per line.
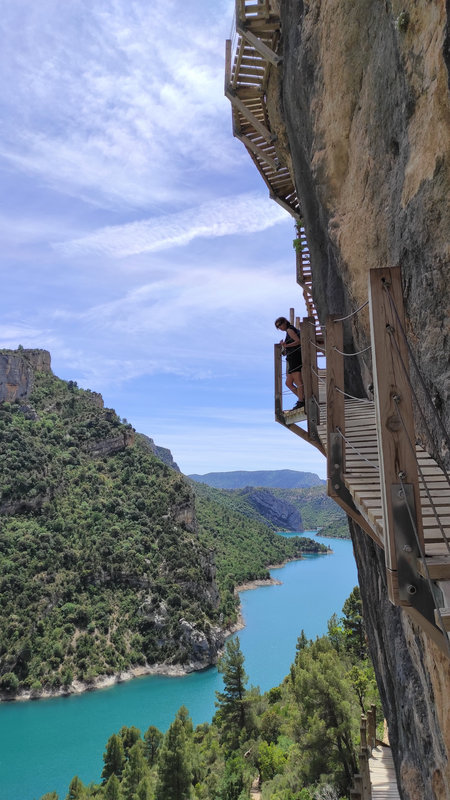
393, 397, 450, 552
336, 427, 380, 472
335, 387, 374, 404
311, 367, 327, 385
397, 472, 450, 656
333, 301, 369, 322
386, 326, 450, 489
382, 280, 450, 453
309, 338, 326, 351
332, 344, 372, 357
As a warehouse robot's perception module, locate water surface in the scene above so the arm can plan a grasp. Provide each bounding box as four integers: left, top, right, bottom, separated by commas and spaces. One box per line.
0, 532, 356, 800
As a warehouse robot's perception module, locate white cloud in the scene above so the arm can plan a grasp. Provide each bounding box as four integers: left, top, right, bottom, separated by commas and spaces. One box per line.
55, 194, 289, 257
0, 0, 241, 209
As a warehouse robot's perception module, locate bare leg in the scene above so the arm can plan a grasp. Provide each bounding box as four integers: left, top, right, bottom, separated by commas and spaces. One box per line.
285, 373, 299, 397
289, 370, 304, 402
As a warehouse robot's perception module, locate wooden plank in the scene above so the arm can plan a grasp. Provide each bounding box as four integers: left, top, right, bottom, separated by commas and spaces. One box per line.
227, 89, 274, 142
274, 343, 283, 421
326, 316, 345, 498
369, 266, 424, 591
237, 133, 280, 171
417, 557, 450, 581
236, 23, 282, 65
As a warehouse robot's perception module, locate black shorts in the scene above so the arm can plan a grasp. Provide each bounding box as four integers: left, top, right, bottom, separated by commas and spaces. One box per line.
286, 348, 302, 374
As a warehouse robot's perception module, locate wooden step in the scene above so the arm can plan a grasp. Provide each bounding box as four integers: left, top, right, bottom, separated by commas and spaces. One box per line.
418, 556, 450, 581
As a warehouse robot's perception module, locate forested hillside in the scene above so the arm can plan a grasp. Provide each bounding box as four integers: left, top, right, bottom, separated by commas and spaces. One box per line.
190, 483, 349, 539
40, 589, 380, 800
0, 358, 326, 698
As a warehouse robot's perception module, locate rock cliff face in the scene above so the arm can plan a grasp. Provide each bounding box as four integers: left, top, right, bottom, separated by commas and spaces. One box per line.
273, 3, 450, 798
0, 349, 51, 402
138, 433, 181, 471
241, 487, 303, 530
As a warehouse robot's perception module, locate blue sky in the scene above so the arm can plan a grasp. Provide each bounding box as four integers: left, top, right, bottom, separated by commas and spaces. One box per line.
0, 0, 326, 478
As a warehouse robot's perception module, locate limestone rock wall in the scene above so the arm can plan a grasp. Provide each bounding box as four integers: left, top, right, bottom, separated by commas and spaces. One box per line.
0, 349, 51, 402
274, 2, 450, 797
241, 487, 304, 530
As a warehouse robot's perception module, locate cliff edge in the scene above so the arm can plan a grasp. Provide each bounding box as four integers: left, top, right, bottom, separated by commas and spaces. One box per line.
267, 3, 449, 798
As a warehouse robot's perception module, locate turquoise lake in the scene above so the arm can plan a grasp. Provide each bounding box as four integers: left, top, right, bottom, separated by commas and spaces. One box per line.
0, 532, 357, 800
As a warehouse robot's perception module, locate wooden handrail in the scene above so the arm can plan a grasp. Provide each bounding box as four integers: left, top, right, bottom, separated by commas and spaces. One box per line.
326, 316, 346, 498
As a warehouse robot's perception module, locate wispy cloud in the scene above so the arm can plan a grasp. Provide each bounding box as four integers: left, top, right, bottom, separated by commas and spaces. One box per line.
55, 194, 289, 257
0, 0, 239, 209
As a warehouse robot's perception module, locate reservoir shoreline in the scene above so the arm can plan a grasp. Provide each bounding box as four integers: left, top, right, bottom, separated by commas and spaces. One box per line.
0, 554, 320, 704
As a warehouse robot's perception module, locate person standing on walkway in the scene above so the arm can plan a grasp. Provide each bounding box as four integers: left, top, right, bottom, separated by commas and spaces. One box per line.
275, 316, 304, 410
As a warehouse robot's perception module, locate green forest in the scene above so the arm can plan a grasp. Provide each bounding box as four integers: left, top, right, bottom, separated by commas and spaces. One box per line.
39, 588, 379, 800
0, 364, 327, 696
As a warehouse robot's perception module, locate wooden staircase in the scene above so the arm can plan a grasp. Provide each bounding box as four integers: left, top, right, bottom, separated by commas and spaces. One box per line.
225, 0, 300, 218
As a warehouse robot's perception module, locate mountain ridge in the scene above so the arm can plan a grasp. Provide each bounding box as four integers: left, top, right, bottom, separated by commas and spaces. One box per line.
188, 469, 325, 489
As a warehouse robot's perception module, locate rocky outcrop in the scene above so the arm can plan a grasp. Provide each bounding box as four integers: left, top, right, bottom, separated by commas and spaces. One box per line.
138, 434, 181, 471
0, 349, 52, 402
273, 3, 450, 797
241, 488, 303, 531
84, 430, 135, 458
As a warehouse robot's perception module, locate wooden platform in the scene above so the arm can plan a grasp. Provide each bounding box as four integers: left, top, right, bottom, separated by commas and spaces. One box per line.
369, 746, 400, 799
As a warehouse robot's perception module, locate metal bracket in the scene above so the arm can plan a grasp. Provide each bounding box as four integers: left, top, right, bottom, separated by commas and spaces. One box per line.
391, 483, 437, 626
329, 432, 344, 494
307, 397, 318, 427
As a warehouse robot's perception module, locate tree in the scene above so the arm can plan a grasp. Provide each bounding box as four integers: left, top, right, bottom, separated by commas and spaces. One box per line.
120, 725, 141, 757
65, 776, 86, 800
215, 637, 248, 750
342, 587, 366, 660
102, 733, 126, 783
216, 754, 247, 800
293, 639, 358, 794
121, 741, 150, 800
134, 776, 153, 800
143, 725, 163, 766
155, 716, 192, 800
104, 773, 122, 800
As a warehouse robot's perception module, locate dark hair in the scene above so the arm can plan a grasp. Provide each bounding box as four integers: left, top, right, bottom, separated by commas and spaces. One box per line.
275, 316, 289, 328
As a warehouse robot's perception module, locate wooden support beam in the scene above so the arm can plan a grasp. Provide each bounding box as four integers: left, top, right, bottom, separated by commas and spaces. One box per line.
236, 23, 282, 65
236, 132, 280, 172
369, 266, 424, 605
274, 343, 283, 422
326, 316, 346, 498
268, 191, 299, 217
225, 40, 232, 95
367, 705, 377, 751
226, 88, 275, 143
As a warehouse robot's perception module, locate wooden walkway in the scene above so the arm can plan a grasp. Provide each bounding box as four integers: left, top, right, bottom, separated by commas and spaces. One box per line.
369, 746, 401, 799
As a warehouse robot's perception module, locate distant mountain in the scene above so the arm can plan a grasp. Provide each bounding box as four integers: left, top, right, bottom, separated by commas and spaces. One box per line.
188, 469, 325, 489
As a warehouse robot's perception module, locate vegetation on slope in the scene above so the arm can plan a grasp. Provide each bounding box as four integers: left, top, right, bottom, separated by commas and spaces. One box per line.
40, 589, 380, 800
0, 367, 326, 696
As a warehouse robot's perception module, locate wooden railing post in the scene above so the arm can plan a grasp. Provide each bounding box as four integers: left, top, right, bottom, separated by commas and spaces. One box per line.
326, 316, 346, 499
274, 343, 283, 421
301, 316, 320, 437
369, 266, 425, 607
367, 704, 377, 750
359, 716, 372, 799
